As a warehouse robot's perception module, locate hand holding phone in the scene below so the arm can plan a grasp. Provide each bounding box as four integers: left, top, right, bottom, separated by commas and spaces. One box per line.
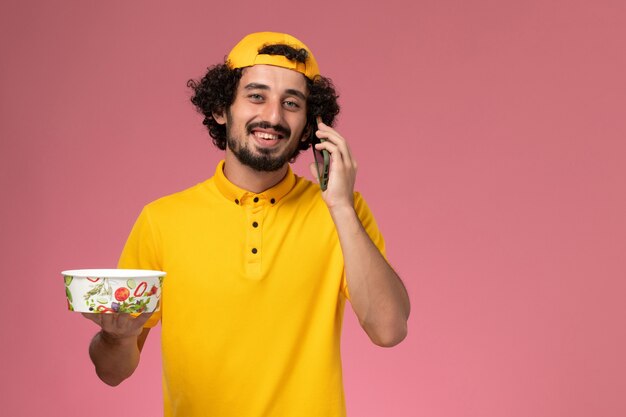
312, 117, 330, 191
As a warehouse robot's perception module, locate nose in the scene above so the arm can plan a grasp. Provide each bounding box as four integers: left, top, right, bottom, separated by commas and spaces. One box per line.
260, 98, 283, 126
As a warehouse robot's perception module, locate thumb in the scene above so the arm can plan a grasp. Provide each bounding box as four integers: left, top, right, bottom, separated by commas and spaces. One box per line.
309, 162, 320, 183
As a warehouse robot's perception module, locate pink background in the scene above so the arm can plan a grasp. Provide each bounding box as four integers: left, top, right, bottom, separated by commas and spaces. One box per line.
1, 0, 625, 416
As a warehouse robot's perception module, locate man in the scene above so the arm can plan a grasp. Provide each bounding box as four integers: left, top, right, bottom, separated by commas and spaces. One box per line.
84, 32, 410, 417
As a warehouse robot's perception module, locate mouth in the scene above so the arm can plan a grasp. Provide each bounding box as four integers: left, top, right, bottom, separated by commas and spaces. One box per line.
250, 129, 284, 147
253, 131, 282, 140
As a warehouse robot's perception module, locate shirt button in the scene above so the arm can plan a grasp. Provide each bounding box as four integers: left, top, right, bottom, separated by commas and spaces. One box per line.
270, 198, 276, 204
253, 197, 259, 203
252, 222, 258, 228
234, 199, 239, 205
251, 248, 258, 254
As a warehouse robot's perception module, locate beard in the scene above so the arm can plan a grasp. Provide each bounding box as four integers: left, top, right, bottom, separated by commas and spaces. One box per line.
227, 138, 293, 172
226, 119, 301, 172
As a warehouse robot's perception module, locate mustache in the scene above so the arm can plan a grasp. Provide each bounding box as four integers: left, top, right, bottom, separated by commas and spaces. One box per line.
246, 121, 291, 138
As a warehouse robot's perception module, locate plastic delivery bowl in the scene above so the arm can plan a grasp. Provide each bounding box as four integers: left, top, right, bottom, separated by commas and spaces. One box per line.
62, 269, 165, 313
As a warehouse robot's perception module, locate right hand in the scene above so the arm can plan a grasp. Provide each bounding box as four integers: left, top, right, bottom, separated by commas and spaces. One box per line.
82, 312, 153, 340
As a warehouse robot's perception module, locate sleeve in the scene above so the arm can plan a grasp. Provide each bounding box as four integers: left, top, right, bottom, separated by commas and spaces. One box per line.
117, 206, 163, 328
340, 192, 387, 300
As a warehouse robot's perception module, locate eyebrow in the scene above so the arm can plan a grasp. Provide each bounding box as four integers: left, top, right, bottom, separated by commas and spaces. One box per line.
244, 83, 307, 101
286, 88, 307, 101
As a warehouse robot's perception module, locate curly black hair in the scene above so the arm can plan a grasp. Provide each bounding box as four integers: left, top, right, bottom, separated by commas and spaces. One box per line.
187, 44, 340, 158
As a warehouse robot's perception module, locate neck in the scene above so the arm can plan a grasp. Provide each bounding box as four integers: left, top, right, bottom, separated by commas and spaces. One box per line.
223, 150, 289, 193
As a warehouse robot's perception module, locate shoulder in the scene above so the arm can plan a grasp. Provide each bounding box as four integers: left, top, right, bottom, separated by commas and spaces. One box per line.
288, 174, 376, 221
353, 191, 373, 216
143, 178, 216, 215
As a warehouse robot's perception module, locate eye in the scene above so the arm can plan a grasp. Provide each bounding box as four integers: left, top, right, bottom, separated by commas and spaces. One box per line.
248, 93, 264, 102
283, 100, 301, 110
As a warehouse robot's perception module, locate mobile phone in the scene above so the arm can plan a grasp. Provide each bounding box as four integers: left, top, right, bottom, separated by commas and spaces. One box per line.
312, 137, 330, 191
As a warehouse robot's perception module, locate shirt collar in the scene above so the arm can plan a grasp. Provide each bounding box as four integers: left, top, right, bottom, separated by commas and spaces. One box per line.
213, 160, 297, 206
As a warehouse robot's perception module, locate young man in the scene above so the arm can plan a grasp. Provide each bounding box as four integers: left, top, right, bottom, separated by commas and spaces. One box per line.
84, 32, 410, 417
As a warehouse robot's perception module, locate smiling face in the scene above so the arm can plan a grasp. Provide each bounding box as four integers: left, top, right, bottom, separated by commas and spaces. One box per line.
214, 65, 309, 172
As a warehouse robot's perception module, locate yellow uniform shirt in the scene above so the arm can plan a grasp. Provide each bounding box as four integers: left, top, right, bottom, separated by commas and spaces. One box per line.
119, 161, 385, 417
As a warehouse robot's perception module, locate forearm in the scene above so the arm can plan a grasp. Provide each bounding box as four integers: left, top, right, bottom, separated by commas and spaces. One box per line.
331, 205, 410, 347
314, 119, 410, 345
88, 331, 141, 386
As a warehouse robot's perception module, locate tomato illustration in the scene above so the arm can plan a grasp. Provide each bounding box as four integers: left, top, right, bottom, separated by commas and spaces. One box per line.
115, 287, 130, 301
97, 305, 114, 313
146, 285, 158, 296
134, 282, 148, 297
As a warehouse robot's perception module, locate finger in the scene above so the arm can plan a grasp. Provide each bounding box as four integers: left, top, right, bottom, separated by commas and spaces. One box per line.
106, 312, 154, 334
339, 136, 355, 164
99, 313, 152, 338
319, 128, 354, 165
131, 312, 155, 328
82, 312, 102, 326
317, 140, 346, 168
98, 312, 120, 331
315, 130, 355, 170
315, 126, 344, 144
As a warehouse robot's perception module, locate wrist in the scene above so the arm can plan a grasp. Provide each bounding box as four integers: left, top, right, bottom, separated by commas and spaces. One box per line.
329, 204, 357, 222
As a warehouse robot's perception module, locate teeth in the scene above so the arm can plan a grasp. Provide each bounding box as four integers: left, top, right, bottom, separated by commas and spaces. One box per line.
256, 132, 279, 140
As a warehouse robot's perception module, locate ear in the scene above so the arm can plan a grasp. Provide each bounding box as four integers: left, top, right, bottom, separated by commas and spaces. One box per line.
213, 109, 227, 125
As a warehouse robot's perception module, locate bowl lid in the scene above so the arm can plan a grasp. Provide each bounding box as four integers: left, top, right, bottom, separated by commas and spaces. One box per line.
61, 269, 166, 278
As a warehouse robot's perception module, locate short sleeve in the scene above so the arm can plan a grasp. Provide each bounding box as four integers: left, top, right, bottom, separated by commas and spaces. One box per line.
340, 192, 387, 300
118, 207, 163, 328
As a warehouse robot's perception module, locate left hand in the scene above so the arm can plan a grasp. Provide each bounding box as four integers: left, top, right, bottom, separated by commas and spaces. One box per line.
309, 116, 357, 210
